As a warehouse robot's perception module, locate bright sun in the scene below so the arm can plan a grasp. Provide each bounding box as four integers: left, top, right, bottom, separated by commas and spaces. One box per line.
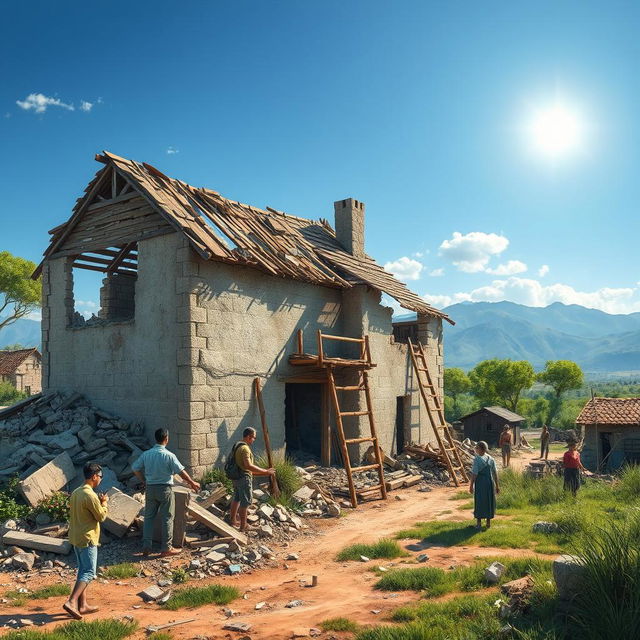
528, 103, 584, 159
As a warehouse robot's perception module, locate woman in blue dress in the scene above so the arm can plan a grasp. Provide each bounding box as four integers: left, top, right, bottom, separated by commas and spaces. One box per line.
469, 441, 500, 529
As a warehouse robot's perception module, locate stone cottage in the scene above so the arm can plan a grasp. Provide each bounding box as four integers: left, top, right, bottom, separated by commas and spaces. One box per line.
576, 397, 640, 471
33, 151, 451, 478
0, 348, 42, 396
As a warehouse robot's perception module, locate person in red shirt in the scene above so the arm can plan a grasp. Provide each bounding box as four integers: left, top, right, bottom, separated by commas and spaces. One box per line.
562, 440, 586, 497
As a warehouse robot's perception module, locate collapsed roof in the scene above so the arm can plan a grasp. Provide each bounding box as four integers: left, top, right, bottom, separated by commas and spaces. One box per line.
34, 151, 450, 322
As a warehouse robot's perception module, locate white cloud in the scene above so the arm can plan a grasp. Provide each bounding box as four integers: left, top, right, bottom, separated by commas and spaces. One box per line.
80, 100, 93, 112
429, 268, 445, 277
75, 300, 98, 319
167, 146, 179, 155
17, 93, 75, 113
538, 264, 550, 277
486, 260, 528, 276
423, 277, 640, 314
383, 256, 424, 281
439, 231, 509, 272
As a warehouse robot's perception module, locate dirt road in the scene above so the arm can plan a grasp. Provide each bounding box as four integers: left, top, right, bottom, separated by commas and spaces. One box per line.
0, 447, 551, 639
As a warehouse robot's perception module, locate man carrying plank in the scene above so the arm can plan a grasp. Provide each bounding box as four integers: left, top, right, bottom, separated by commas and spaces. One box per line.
226, 427, 275, 532
63, 463, 108, 620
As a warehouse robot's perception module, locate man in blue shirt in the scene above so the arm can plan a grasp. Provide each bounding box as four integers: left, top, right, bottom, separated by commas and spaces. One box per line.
132, 428, 201, 557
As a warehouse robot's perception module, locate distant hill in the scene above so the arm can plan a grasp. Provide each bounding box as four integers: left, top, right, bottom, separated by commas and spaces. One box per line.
440, 302, 640, 373
0, 318, 41, 349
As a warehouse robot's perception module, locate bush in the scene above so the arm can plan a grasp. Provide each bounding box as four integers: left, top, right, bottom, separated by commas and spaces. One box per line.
572, 515, 640, 640
0, 476, 30, 521
256, 454, 302, 506
199, 468, 232, 493
615, 464, 640, 501
0, 381, 28, 405
171, 567, 188, 583
34, 492, 70, 522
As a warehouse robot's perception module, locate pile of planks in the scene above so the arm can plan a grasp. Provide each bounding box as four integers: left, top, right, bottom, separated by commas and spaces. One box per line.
404, 439, 475, 470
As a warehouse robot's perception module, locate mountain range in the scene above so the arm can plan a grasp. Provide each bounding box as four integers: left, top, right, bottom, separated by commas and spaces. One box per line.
440, 301, 640, 373
2, 301, 639, 374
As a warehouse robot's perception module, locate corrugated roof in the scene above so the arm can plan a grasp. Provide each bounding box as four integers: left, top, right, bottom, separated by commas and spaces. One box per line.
0, 348, 41, 376
35, 152, 451, 323
460, 406, 525, 423
576, 397, 640, 426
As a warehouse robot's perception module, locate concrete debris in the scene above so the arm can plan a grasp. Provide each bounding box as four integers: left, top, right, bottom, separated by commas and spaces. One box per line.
359, 555, 370, 562
223, 622, 252, 632
532, 521, 559, 534
103, 488, 143, 538
19, 452, 77, 508
553, 554, 586, 601
138, 584, 165, 601
285, 599, 304, 608
417, 553, 429, 563
11, 552, 36, 571
484, 561, 506, 585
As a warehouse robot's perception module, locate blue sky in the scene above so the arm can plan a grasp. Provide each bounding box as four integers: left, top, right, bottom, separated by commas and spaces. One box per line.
2, 0, 639, 316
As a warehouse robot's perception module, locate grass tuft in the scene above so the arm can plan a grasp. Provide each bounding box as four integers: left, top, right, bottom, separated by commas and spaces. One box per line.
199, 467, 233, 493
336, 539, 407, 562
320, 617, 360, 632
161, 584, 240, 610
3, 618, 137, 640
100, 563, 139, 579
5, 584, 71, 606
147, 634, 173, 640
256, 454, 303, 508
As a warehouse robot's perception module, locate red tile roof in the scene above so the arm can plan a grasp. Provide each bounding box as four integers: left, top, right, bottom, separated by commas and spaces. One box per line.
0, 348, 41, 376
575, 397, 640, 426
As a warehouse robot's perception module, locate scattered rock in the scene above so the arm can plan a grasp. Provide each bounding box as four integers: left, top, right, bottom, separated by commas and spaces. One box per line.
286, 599, 304, 608
11, 553, 35, 571
484, 561, 506, 585
553, 554, 586, 600
417, 553, 429, 563
532, 521, 559, 534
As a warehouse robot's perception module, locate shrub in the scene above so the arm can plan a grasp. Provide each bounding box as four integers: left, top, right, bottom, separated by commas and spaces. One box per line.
336, 539, 407, 562
0, 476, 29, 521
320, 617, 360, 632
34, 492, 70, 522
171, 567, 188, 583
256, 454, 302, 505
616, 464, 640, 501
0, 381, 27, 405
199, 467, 233, 493
572, 516, 640, 640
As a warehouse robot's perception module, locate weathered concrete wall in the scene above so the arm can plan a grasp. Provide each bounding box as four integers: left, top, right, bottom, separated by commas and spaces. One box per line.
179, 255, 443, 476
42, 233, 182, 445
582, 424, 640, 471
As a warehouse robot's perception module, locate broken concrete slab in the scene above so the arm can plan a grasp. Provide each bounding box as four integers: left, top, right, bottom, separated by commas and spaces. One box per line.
137, 585, 165, 601
11, 553, 35, 571
223, 622, 251, 632
186, 502, 247, 544
18, 452, 76, 507
2, 531, 71, 555
103, 487, 143, 537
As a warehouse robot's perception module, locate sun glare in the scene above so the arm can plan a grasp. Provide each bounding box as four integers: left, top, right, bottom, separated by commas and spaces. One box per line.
527, 102, 584, 159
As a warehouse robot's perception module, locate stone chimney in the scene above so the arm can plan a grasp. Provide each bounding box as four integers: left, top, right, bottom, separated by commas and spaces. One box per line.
334, 198, 365, 257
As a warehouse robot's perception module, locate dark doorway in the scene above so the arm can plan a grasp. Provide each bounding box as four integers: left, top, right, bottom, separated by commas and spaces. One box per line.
600, 432, 612, 468
285, 383, 323, 458
395, 396, 407, 455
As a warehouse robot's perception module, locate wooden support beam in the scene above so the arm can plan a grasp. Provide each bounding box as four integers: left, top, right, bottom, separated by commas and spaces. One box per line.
107, 242, 137, 274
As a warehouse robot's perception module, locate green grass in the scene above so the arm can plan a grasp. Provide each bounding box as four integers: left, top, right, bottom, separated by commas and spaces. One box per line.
100, 563, 139, 579
256, 454, 303, 508
336, 538, 408, 561
375, 556, 552, 596
161, 584, 240, 610
170, 567, 189, 583
2, 619, 137, 640
199, 467, 233, 493
320, 617, 361, 632
147, 634, 173, 640
5, 584, 71, 606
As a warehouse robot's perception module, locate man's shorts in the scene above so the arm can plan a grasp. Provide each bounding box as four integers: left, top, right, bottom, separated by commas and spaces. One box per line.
232, 474, 253, 508
501, 444, 512, 456
74, 544, 98, 583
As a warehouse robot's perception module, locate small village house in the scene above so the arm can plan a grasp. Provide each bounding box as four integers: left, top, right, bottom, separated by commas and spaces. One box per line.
33, 151, 451, 478
576, 397, 640, 471
0, 348, 42, 396
458, 406, 524, 447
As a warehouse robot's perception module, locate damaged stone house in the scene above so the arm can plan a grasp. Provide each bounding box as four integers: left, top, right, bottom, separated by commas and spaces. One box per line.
0, 348, 42, 396
33, 151, 451, 480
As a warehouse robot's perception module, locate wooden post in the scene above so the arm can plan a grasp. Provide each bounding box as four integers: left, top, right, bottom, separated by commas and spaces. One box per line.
253, 378, 280, 497
297, 329, 304, 355
320, 383, 331, 467
317, 329, 324, 365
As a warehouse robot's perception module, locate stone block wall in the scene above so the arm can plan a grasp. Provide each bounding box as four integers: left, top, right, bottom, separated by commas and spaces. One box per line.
12, 354, 42, 395
99, 273, 136, 321
43, 233, 182, 446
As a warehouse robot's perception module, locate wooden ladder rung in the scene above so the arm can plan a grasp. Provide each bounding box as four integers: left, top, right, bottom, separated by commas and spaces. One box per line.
335, 385, 365, 391
350, 463, 381, 473
345, 437, 375, 445
339, 410, 371, 417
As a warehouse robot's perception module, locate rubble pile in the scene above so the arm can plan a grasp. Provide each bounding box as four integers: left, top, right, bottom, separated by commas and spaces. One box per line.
0, 392, 148, 485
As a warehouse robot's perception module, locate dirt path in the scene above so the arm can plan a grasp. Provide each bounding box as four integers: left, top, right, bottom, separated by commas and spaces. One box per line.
0, 448, 557, 639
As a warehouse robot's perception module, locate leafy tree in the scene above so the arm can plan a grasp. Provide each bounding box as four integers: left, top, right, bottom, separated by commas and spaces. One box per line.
1, 343, 27, 351
469, 358, 535, 412
0, 381, 28, 405
0, 252, 41, 332
538, 360, 584, 423
443, 367, 471, 418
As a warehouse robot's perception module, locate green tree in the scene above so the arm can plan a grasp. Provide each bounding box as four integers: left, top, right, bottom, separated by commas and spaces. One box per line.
469, 358, 535, 412
1, 343, 26, 351
0, 252, 41, 331
443, 367, 471, 418
537, 360, 584, 424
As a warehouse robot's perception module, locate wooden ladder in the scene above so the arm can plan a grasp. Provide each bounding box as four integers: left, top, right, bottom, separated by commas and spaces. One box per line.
407, 337, 468, 486
321, 332, 387, 508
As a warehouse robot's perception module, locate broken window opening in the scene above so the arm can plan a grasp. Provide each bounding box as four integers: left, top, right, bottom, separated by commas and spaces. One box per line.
68, 244, 138, 327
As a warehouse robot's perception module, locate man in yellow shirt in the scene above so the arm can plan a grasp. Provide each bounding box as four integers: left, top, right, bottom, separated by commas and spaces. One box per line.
63, 463, 108, 620
228, 427, 275, 532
